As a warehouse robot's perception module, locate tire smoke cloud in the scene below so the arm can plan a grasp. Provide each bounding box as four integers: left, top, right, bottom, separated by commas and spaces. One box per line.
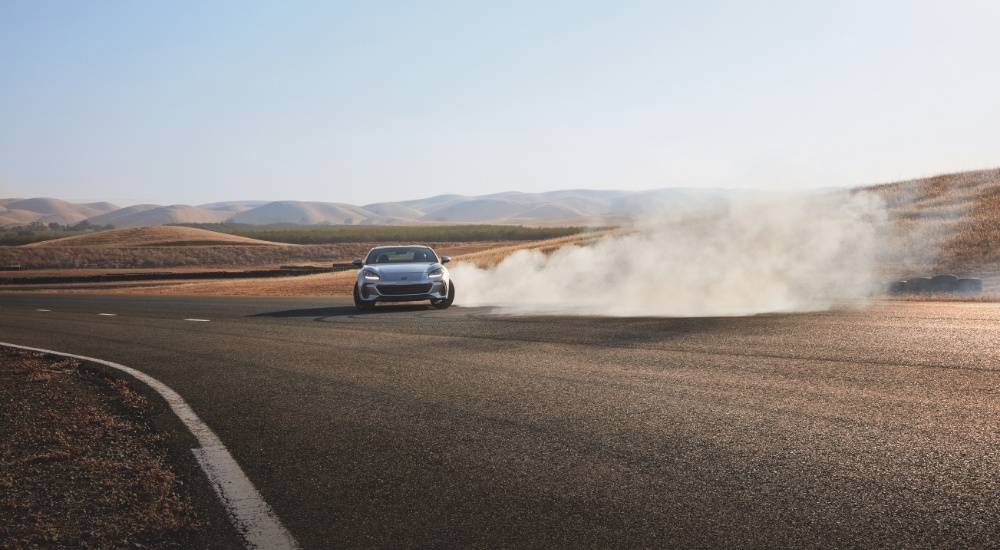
452, 191, 886, 316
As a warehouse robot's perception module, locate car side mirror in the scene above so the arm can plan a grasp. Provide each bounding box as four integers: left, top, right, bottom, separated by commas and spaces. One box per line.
441, 256, 451, 264
352, 258, 363, 267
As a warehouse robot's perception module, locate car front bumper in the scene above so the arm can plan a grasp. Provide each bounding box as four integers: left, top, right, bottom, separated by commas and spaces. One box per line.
358, 280, 449, 303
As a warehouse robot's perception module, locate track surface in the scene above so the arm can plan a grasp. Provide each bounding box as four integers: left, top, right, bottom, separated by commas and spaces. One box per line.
2, 293, 1000, 548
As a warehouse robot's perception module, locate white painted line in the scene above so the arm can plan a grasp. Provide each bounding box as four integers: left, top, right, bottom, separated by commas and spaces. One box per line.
0, 342, 300, 550
184, 318, 211, 322
98, 313, 117, 316
36, 309, 50, 312
193, 446, 303, 549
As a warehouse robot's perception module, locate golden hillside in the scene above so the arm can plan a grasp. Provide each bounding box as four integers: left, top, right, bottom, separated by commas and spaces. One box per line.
23, 226, 283, 248
865, 168, 1000, 278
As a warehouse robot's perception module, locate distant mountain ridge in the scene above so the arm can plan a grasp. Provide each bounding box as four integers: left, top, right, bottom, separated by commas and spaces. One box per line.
0, 198, 119, 227
0, 188, 740, 228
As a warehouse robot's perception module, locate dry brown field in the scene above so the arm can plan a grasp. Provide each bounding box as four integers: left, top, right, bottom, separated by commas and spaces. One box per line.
22, 226, 280, 248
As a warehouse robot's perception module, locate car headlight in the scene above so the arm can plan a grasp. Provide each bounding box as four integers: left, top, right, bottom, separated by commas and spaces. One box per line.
362, 270, 380, 280
428, 268, 444, 278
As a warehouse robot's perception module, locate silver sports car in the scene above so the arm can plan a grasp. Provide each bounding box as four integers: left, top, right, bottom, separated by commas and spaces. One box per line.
352, 245, 455, 310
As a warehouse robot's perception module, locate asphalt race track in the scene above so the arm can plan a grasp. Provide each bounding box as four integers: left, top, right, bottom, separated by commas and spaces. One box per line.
3, 293, 1000, 549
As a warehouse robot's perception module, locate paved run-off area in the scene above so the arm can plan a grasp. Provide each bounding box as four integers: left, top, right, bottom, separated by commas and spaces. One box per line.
2, 293, 1000, 548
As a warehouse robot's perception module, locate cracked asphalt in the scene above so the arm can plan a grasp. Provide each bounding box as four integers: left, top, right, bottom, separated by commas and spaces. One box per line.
2, 293, 999, 548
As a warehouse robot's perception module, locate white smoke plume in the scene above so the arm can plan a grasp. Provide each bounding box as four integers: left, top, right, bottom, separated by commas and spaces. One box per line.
452, 190, 887, 316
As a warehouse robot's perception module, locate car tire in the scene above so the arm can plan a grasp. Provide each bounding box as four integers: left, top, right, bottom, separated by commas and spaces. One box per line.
432, 281, 455, 309
354, 284, 374, 311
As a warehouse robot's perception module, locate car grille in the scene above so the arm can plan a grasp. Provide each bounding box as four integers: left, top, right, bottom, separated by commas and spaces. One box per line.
377, 283, 433, 296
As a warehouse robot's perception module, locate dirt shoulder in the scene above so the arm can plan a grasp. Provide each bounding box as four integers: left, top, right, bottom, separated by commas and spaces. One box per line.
0, 347, 242, 549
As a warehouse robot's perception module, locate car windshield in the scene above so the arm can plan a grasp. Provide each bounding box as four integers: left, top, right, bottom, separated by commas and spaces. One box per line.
366, 247, 438, 264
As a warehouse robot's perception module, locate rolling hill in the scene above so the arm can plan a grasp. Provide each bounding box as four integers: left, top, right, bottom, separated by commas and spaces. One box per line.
866, 167, 1000, 277
360, 202, 426, 219
227, 201, 378, 225
198, 201, 270, 213
0, 189, 748, 227
23, 226, 283, 248
85, 205, 232, 227
1, 198, 119, 226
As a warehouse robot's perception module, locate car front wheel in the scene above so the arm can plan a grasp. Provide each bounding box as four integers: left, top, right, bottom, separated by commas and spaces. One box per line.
354, 284, 374, 311
431, 281, 455, 309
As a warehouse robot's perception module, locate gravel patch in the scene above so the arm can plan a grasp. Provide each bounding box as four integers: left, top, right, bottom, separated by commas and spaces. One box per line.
0, 347, 238, 549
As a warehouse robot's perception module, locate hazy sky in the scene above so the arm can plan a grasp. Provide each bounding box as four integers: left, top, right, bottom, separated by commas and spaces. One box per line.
1, 1, 998, 206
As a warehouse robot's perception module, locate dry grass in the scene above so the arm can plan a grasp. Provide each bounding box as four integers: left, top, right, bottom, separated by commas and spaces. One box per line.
865, 167, 1000, 279
0, 244, 355, 270
23, 226, 280, 248
0, 240, 513, 271
0, 347, 204, 548
6, 266, 296, 277
884, 294, 1000, 303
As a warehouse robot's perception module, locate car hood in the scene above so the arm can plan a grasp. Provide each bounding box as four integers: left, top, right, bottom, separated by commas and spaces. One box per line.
366, 263, 442, 275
